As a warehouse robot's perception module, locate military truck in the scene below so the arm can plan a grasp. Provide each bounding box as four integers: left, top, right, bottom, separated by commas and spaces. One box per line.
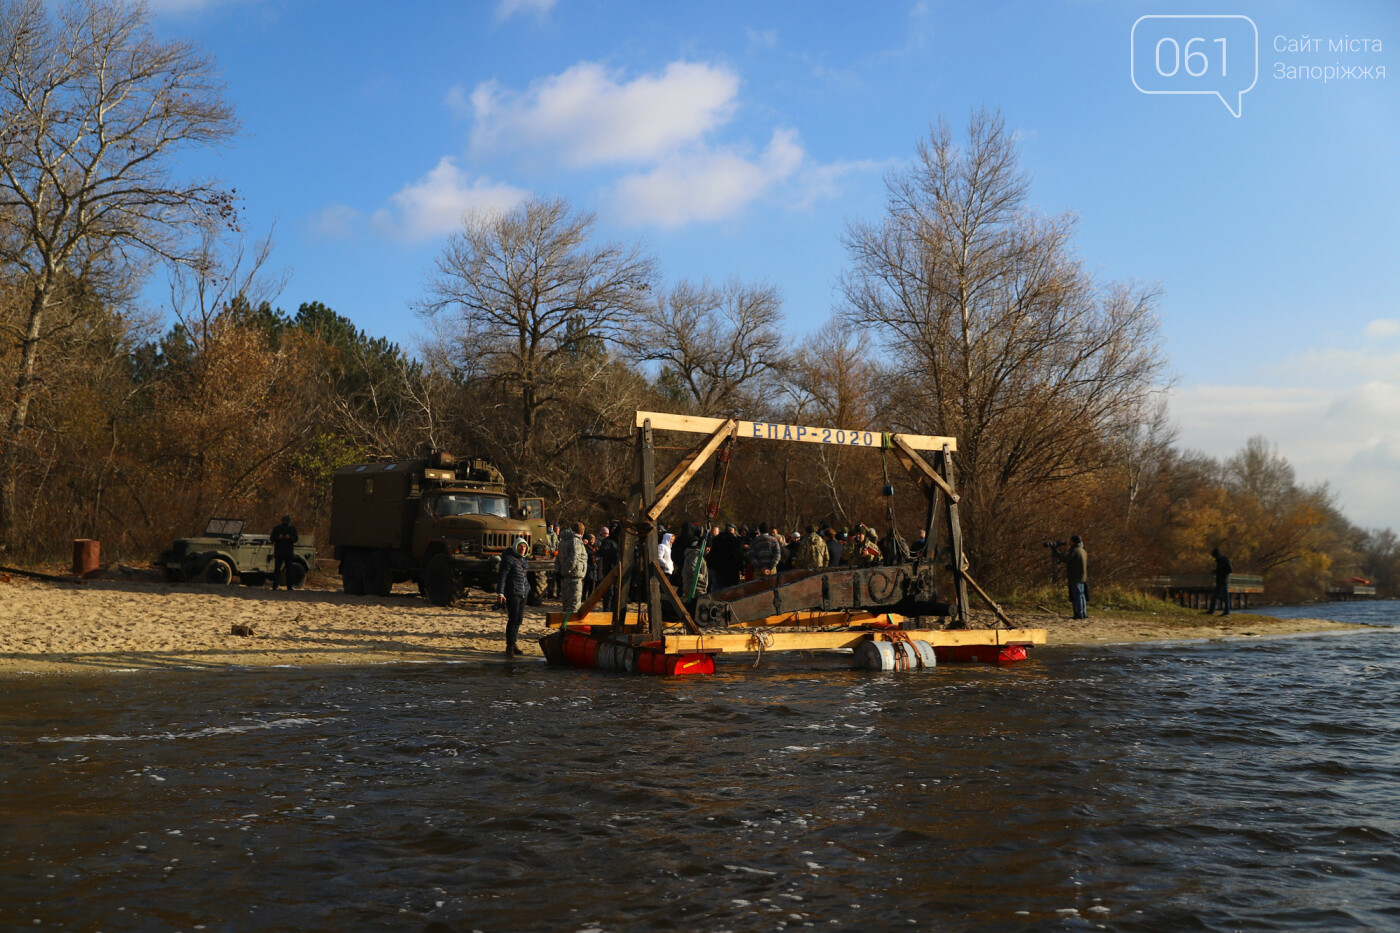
160, 518, 317, 587
329, 452, 553, 606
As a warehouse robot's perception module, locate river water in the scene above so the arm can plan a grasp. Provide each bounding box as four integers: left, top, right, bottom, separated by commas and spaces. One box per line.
3, 602, 1398, 932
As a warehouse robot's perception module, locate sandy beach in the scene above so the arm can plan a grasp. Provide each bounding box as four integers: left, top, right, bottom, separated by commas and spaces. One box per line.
0, 569, 1367, 676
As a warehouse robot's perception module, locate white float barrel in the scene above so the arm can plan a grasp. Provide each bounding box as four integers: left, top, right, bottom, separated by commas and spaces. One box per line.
852, 639, 936, 671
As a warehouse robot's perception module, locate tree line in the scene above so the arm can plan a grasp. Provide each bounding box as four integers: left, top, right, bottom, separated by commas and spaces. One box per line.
2, 0, 1395, 603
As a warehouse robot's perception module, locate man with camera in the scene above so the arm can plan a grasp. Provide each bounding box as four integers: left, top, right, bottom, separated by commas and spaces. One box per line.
1049, 536, 1089, 619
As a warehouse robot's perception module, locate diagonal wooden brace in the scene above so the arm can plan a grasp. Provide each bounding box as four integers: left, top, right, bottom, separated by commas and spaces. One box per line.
649, 558, 701, 634
890, 434, 960, 503
646, 419, 738, 523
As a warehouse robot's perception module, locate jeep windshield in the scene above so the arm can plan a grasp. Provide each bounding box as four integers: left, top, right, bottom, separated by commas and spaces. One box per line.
434, 494, 510, 518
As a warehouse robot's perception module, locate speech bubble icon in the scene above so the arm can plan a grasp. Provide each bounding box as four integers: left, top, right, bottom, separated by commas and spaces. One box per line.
1131, 15, 1258, 117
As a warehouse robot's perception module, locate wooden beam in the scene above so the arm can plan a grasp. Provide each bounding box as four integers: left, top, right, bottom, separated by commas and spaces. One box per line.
640, 421, 664, 637
960, 569, 1016, 628
646, 419, 736, 522
635, 411, 957, 453
546, 607, 646, 628
663, 628, 1047, 653
611, 430, 645, 631
889, 434, 959, 503
938, 446, 971, 623
564, 565, 618, 629
650, 558, 701, 634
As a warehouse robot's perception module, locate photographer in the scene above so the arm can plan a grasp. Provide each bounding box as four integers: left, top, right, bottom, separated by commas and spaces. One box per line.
1049, 535, 1089, 620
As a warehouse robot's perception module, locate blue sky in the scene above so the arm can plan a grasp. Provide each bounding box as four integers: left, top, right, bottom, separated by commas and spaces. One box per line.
146, 0, 1399, 530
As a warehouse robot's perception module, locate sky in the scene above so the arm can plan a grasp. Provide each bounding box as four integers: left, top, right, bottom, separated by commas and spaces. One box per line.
141, 0, 1399, 530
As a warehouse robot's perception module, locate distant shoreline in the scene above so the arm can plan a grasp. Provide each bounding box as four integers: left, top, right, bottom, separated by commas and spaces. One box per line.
0, 574, 1372, 677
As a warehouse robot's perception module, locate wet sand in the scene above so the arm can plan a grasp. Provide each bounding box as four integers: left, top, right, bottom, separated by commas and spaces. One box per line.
0, 570, 1367, 676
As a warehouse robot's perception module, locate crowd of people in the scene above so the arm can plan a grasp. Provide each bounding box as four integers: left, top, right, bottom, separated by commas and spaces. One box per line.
541, 518, 932, 616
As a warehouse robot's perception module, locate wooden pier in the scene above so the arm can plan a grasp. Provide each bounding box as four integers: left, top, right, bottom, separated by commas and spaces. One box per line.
1150, 574, 1264, 610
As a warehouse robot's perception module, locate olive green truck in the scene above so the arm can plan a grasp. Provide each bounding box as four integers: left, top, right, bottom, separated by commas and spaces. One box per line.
329, 452, 553, 606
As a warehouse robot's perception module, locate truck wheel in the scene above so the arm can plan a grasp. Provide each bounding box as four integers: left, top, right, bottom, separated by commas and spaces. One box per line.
341, 551, 366, 595
422, 555, 464, 607
203, 558, 233, 585
527, 570, 548, 606
363, 551, 393, 597
286, 562, 307, 590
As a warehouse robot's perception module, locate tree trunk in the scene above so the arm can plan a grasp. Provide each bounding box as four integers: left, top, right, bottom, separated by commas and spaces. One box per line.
0, 280, 52, 548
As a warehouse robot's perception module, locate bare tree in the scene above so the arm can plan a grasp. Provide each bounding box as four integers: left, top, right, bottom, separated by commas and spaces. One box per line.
780, 318, 881, 523
421, 196, 656, 469
842, 109, 1167, 578
0, 0, 237, 546
633, 277, 788, 417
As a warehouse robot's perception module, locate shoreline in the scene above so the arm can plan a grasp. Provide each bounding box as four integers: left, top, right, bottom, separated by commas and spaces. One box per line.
0, 573, 1374, 677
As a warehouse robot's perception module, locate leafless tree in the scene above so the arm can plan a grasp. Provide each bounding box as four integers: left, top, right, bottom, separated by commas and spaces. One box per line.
0, 0, 238, 546
421, 197, 655, 451
841, 109, 1167, 577
633, 277, 788, 418
779, 319, 882, 523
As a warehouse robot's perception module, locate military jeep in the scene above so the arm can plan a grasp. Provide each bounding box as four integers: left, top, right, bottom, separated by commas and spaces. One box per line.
160, 518, 317, 588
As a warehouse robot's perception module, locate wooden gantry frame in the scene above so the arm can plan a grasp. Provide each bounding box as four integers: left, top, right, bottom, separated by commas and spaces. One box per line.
551, 411, 1044, 655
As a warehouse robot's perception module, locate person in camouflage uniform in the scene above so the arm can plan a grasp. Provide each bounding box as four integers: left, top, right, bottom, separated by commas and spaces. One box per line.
545, 523, 561, 597
793, 524, 829, 569
556, 522, 589, 615
847, 526, 884, 567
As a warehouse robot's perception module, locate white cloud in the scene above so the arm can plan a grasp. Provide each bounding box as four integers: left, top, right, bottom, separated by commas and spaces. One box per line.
1364, 318, 1400, 338
371, 157, 528, 241
307, 203, 360, 239
746, 28, 778, 49
469, 61, 740, 167
612, 129, 805, 228
1172, 377, 1400, 531
496, 0, 557, 21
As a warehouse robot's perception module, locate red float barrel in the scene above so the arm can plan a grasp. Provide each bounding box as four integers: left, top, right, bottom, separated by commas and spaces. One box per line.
934, 644, 1030, 664
563, 633, 600, 669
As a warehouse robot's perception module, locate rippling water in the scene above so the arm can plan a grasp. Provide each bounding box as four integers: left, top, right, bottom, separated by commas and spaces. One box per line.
3, 602, 1399, 932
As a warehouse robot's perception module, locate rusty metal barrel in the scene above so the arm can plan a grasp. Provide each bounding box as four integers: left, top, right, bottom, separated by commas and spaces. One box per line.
72, 539, 100, 576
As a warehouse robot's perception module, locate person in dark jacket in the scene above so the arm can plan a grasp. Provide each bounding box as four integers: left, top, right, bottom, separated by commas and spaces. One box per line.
1206, 547, 1233, 615
496, 537, 531, 656
708, 524, 745, 590
270, 514, 298, 590
596, 524, 620, 610
1052, 535, 1089, 619
583, 533, 600, 593
824, 528, 844, 567
746, 526, 782, 578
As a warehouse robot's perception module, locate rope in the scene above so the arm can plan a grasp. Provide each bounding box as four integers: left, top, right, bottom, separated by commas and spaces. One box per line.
887, 628, 916, 671
880, 432, 899, 559
747, 630, 773, 668
689, 435, 735, 601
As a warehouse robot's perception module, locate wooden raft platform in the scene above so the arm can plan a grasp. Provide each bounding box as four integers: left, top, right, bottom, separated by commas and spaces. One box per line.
544, 610, 1045, 654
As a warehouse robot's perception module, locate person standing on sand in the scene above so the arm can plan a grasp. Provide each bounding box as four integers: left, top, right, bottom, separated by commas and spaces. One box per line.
270, 514, 298, 589
1053, 535, 1089, 619
1206, 547, 1233, 615
556, 523, 589, 616
496, 537, 531, 656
